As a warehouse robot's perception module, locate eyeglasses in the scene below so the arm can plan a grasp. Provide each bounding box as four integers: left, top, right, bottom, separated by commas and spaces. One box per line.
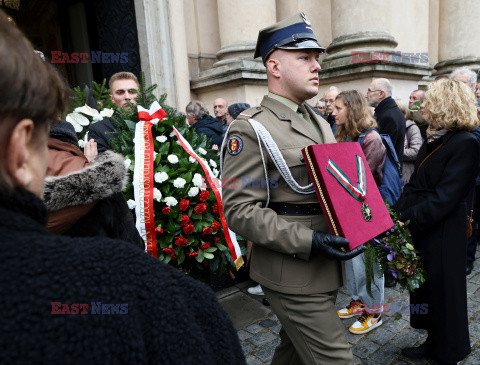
366, 89, 381, 94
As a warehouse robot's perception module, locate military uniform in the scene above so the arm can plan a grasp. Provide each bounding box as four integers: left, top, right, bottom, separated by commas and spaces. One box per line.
222, 96, 353, 364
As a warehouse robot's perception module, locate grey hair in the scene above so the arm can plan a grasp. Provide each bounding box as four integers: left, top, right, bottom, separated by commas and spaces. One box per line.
186, 100, 209, 120
375, 78, 392, 97
329, 86, 340, 92
449, 67, 477, 87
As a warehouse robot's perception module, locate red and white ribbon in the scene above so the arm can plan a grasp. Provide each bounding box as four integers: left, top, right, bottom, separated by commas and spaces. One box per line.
137, 101, 167, 122
132, 103, 167, 257
173, 127, 244, 270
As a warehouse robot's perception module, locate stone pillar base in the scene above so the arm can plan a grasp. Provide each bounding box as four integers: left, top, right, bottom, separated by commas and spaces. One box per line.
433, 57, 480, 76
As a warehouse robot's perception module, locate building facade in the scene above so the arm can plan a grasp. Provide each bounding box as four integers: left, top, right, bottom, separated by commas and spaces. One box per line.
3, 0, 479, 113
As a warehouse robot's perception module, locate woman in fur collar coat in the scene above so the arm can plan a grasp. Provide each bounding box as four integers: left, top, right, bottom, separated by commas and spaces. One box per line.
44, 120, 144, 250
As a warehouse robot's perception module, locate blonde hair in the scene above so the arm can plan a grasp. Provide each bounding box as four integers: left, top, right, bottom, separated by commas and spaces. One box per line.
423, 79, 479, 131
394, 99, 411, 120
335, 90, 377, 142
109, 71, 139, 90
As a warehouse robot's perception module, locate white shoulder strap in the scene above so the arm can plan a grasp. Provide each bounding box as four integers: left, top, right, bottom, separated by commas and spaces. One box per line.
220, 118, 315, 207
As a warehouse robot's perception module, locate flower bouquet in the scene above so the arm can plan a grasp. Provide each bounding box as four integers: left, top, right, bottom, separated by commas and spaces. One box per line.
66, 105, 114, 146
107, 75, 246, 282
364, 206, 426, 295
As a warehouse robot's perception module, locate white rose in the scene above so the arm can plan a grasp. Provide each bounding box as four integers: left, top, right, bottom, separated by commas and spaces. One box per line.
188, 187, 199, 197
164, 196, 178, 207
213, 168, 219, 177
167, 155, 179, 164
198, 148, 207, 155
127, 199, 136, 210
156, 135, 167, 143
209, 159, 217, 168
153, 152, 158, 160
153, 188, 162, 202
192, 173, 203, 187
124, 158, 132, 169
189, 156, 197, 164
78, 139, 85, 148
154, 171, 169, 183
173, 177, 186, 188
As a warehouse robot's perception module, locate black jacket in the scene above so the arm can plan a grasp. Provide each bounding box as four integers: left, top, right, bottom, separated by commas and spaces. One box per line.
374, 97, 406, 169
87, 116, 118, 153
192, 115, 224, 147
395, 130, 480, 363
0, 188, 245, 364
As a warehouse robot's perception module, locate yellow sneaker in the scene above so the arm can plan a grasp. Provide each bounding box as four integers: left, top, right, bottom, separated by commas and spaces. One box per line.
337, 300, 364, 319
349, 312, 382, 334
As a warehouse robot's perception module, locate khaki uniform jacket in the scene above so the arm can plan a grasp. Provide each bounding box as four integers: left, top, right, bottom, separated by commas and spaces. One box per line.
222, 96, 344, 294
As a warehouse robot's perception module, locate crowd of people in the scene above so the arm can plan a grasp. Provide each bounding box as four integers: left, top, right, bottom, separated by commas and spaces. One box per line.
1, 7, 480, 365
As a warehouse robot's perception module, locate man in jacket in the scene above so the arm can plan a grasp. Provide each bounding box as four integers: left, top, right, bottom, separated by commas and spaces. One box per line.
87, 72, 139, 153
186, 100, 224, 147
222, 12, 364, 365
366, 78, 406, 168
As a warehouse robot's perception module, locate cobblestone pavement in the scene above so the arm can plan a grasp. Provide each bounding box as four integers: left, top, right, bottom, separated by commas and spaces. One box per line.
219, 249, 480, 365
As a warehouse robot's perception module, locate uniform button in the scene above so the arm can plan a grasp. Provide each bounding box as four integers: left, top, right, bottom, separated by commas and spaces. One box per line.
300, 156, 304, 162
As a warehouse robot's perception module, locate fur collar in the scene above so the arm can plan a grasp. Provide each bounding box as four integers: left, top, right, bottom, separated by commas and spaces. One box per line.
43, 151, 129, 212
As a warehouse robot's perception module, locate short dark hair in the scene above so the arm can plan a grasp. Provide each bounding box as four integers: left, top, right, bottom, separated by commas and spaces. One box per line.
0, 10, 67, 192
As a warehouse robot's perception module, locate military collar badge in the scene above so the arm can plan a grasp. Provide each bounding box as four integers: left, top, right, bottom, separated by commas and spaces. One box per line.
227, 135, 243, 156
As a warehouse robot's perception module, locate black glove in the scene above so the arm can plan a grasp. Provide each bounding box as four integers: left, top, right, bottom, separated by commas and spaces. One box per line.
311, 231, 366, 260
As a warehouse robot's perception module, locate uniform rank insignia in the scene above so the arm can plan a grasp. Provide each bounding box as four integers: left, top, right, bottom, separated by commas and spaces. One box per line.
227, 135, 243, 155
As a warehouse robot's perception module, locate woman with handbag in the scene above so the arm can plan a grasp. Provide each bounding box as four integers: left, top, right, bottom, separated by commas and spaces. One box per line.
394, 79, 480, 365
332, 90, 387, 334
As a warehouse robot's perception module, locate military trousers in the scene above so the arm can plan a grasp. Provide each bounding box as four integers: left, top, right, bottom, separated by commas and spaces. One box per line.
263, 287, 354, 365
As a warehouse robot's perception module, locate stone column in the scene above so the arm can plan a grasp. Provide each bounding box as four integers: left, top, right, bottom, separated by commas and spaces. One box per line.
214, 0, 276, 67
135, 0, 190, 109
434, 0, 480, 75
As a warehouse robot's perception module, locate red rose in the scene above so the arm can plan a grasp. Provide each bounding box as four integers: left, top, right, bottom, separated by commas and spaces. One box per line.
199, 242, 211, 250
194, 203, 207, 215
202, 227, 212, 235
212, 203, 219, 214
211, 221, 221, 232
174, 236, 188, 246
187, 252, 198, 258
214, 237, 221, 243
172, 255, 177, 261
162, 247, 175, 256
180, 215, 190, 226
199, 190, 210, 202
162, 207, 171, 215
179, 199, 190, 211
155, 227, 164, 234
183, 223, 195, 234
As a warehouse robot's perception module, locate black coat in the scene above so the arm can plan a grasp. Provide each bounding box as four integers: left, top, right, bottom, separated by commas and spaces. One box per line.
0, 188, 245, 364
87, 116, 118, 153
374, 97, 406, 168
192, 115, 224, 147
394, 130, 480, 363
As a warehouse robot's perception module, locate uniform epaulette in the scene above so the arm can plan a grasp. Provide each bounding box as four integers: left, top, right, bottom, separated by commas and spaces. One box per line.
237, 106, 264, 120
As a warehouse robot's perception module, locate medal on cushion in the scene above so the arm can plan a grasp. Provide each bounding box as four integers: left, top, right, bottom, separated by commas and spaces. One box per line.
326, 155, 372, 222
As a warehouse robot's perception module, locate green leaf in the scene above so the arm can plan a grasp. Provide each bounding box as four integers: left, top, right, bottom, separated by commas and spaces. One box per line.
204, 252, 214, 259
205, 247, 218, 253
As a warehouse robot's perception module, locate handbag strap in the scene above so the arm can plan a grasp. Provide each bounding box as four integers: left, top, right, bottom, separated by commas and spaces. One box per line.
416, 143, 443, 172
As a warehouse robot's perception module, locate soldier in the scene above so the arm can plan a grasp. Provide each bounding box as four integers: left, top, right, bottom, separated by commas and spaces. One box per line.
221, 13, 364, 365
